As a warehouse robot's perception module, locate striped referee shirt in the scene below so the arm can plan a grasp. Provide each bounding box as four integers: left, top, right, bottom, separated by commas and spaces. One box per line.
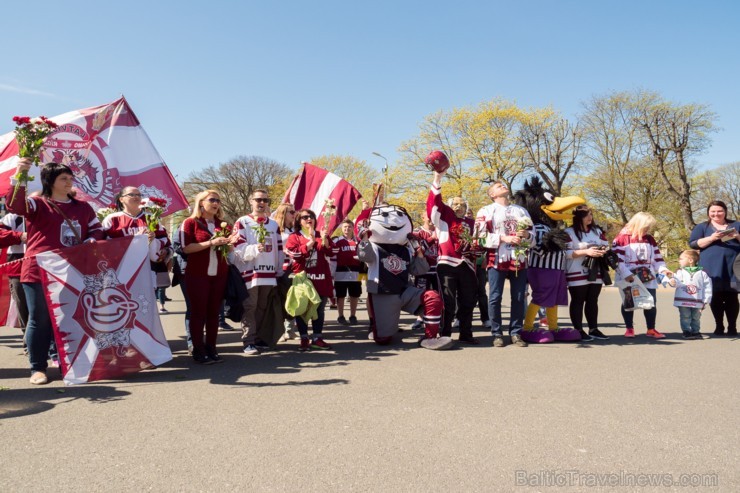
528, 224, 566, 270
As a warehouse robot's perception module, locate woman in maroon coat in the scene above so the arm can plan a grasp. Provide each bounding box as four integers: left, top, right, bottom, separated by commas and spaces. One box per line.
180, 189, 235, 364
284, 209, 334, 351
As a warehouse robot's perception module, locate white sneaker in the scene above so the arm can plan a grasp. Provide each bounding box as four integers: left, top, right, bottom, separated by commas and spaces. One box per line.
242, 345, 260, 355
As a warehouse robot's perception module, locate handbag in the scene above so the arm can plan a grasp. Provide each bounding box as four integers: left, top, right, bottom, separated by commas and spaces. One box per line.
155, 271, 171, 288
223, 264, 249, 322
615, 277, 654, 311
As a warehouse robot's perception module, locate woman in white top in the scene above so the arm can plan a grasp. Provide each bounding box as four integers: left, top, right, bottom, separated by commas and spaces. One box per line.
565, 205, 610, 341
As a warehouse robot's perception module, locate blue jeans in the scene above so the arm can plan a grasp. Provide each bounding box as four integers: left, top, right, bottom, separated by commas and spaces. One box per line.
621, 288, 657, 329
488, 268, 528, 336
156, 287, 167, 305
678, 306, 702, 334
22, 282, 53, 373
295, 298, 327, 338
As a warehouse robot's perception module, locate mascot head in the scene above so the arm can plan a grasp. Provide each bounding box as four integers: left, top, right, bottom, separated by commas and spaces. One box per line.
366, 204, 414, 245
513, 176, 585, 227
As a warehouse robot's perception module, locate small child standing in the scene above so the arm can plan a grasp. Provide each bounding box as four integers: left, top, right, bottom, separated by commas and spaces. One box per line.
668, 250, 713, 339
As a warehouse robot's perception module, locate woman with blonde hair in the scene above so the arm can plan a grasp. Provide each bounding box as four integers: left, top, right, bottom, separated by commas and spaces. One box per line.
273, 202, 298, 340
180, 190, 236, 364
612, 212, 673, 338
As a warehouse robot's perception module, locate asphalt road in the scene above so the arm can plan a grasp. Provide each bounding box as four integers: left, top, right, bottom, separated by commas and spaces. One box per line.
0, 285, 737, 492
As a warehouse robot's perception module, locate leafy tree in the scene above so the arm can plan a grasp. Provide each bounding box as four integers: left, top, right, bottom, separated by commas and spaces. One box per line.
452, 99, 528, 189
580, 90, 653, 223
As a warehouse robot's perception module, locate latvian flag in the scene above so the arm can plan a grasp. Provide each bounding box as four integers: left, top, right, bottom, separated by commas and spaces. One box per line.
282, 162, 362, 234
37, 235, 173, 385
0, 96, 188, 216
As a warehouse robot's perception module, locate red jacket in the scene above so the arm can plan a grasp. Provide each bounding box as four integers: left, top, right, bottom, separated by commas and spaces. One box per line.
285, 231, 335, 297
5, 188, 104, 283
180, 217, 229, 278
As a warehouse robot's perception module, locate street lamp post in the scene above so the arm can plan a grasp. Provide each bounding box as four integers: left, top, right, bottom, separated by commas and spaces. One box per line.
371, 151, 389, 197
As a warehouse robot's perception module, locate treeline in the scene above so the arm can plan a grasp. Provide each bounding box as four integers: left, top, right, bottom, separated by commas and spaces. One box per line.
183, 89, 739, 258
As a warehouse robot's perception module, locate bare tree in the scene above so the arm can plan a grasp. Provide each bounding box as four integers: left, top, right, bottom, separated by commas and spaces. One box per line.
634, 101, 717, 231
183, 155, 291, 222
694, 161, 740, 220
520, 113, 581, 195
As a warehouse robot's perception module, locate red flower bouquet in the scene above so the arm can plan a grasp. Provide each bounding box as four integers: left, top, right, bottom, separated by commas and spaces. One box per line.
11, 115, 58, 207
142, 197, 168, 233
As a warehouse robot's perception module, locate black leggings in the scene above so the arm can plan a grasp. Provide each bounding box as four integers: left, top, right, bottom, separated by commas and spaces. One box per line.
568, 284, 602, 332
709, 291, 739, 332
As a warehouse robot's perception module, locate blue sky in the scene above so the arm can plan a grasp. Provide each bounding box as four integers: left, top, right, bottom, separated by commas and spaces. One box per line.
2, 0, 738, 182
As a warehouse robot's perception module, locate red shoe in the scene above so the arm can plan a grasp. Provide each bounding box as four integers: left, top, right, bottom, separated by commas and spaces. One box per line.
646, 329, 666, 339
299, 338, 310, 352
310, 338, 332, 350
624, 328, 635, 338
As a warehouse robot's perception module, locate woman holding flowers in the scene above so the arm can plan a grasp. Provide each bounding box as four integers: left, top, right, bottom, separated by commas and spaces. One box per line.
7, 157, 104, 385
284, 208, 334, 351
102, 187, 173, 312
180, 190, 235, 364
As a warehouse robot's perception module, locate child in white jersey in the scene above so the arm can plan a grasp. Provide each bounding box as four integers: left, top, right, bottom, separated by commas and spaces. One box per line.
667, 250, 712, 339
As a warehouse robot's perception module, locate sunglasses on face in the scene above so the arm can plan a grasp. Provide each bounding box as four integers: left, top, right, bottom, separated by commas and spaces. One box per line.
205, 198, 221, 204
123, 193, 142, 198
300, 215, 313, 220
287, 210, 296, 214
253, 198, 271, 203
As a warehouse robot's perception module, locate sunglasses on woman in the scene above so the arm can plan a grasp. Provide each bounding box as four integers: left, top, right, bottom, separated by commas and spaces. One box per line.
205, 198, 221, 204
300, 215, 313, 220
253, 198, 271, 203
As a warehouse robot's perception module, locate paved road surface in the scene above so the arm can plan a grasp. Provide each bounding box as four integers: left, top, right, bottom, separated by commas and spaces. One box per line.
0, 285, 737, 492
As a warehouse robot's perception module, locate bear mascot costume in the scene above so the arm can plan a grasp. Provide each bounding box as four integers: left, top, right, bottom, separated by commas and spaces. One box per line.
355, 204, 454, 350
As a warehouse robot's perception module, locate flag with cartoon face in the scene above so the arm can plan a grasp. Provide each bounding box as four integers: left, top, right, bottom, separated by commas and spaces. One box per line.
0, 96, 187, 216
36, 235, 172, 384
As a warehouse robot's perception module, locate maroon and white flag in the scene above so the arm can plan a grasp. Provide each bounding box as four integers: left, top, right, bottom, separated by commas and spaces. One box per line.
0, 96, 187, 215
37, 235, 172, 385
282, 162, 362, 233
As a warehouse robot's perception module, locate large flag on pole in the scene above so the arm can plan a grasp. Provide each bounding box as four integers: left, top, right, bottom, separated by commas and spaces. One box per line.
282, 162, 362, 233
36, 235, 172, 385
0, 96, 187, 215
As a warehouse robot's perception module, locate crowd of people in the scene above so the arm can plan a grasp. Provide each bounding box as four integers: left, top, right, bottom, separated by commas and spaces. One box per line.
3, 156, 740, 383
